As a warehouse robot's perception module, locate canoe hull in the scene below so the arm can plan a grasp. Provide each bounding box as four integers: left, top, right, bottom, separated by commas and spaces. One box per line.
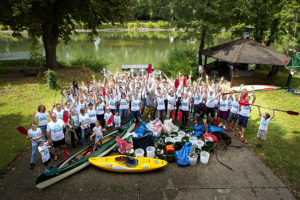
89, 156, 168, 173
35, 122, 135, 189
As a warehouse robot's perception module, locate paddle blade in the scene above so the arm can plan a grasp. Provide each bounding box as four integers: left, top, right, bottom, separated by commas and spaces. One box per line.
239, 100, 251, 106
16, 126, 28, 135
85, 150, 93, 157
242, 92, 248, 100
286, 111, 299, 115
183, 77, 187, 87
63, 150, 69, 159
147, 64, 152, 74
178, 111, 182, 121
103, 87, 106, 97
172, 110, 176, 119
174, 79, 179, 89
107, 114, 114, 126
63, 110, 69, 123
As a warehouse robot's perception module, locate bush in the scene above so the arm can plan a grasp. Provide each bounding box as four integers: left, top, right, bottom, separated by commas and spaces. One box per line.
44, 69, 59, 89
60, 57, 108, 73
146, 21, 155, 28
156, 21, 170, 29
127, 22, 140, 29
158, 47, 198, 79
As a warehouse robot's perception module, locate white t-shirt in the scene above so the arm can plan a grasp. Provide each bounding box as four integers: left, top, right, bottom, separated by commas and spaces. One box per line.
79, 113, 89, 129
131, 99, 140, 111
104, 112, 113, 127
96, 103, 105, 115
230, 101, 239, 114
35, 112, 49, 126
109, 98, 116, 109
87, 109, 97, 124
156, 97, 165, 110
119, 98, 129, 109
114, 115, 121, 127
28, 128, 43, 146
76, 102, 86, 114
239, 105, 252, 117
47, 119, 65, 141
181, 98, 189, 111
206, 95, 216, 108
38, 142, 50, 163
167, 95, 176, 110
93, 126, 103, 141
194, 94, 202, 105
259, 117, 271, 131
219, 99, 228, 112
53, 109, 64, 120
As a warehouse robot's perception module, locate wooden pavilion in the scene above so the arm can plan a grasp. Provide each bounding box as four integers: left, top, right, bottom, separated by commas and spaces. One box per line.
201, 38, 287, 86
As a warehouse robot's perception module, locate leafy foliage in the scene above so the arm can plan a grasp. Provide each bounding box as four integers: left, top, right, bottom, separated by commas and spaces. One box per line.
44, 69, 58, 89
61, 57, 108, 73
158, 47, 198, 79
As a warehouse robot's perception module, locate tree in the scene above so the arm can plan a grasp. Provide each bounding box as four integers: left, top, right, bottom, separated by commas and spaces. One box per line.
170, 0, 236, 65
0, 0, 130, 68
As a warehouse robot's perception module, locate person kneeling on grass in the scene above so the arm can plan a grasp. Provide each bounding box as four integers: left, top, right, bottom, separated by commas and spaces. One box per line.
256, 106, 275, 148
90, 121, 106, 152
38, 141, 51, 167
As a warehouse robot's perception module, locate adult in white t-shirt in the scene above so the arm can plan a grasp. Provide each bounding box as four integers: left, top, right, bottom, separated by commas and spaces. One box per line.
27, 122, 43, 169
47, 113, 66, 161
34, 104, 49, 140
79, 108, 90, 146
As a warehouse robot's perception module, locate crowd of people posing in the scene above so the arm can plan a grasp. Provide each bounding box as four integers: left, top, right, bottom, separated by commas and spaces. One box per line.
27, 69, 274, 169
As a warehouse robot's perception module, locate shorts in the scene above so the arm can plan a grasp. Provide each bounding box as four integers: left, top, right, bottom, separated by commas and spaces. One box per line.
218, 110, 228, 120
52, 138, 66, 148
43, 158, 51, 166
238, 115, 249, 128
207, 107, 215, 118
257, 129, 267, 140
227, 112, 239, 123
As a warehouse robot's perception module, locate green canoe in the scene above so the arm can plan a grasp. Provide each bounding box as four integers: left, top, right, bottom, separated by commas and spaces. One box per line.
36, 121, 135, 189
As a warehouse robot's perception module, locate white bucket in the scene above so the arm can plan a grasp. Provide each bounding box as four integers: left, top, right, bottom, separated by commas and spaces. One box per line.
173, 136, 182, 143
146, 146, 155, 158
165, 137, 174, 144
190, 136, 198, 145
205, 137, 213, 143
196, 140, 205, 149
134, 148, 145, 157
200, 151, 210, 164
189, 153, 198, 166
178, 131, 186, 137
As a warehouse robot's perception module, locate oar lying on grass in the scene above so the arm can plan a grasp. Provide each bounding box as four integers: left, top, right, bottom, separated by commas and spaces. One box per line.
16, 126, 28, 135
239, 100, 299, 116
222, 88, 276, 95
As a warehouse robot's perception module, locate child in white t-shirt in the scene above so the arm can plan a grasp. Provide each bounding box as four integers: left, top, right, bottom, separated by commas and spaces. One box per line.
104, 107, 113, 131
90, 121, 106, 152
256, 106, 275, 148
38, 141, 52, 166
114, 111, 121, 128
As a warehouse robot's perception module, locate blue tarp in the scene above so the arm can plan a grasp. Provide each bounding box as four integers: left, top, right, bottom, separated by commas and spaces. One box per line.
175, 142, 192, 167
190, 125, 225, 137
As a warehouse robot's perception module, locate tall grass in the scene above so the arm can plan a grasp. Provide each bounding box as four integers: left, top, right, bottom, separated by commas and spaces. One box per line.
60, 57, 108, 73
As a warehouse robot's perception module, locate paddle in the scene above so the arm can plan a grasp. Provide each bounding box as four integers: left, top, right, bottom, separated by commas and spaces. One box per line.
147, 64, 152, 75
183, 76, 187, 87
174, 78, 179, 89
63, 110, 69, 123
82, 63, 89, 92
107, 114, 114, 126
16, 126, 28, 136
238, 100, 299, 116
172, 110, 176, 119
102, 87, 106, 97
178, 111, 182, 121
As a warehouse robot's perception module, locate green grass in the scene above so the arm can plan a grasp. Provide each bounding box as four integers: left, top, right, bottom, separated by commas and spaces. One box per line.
246, 89, 300, 197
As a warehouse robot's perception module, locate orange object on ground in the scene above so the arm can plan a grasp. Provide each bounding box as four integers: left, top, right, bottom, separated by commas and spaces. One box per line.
166, 145, 175, 154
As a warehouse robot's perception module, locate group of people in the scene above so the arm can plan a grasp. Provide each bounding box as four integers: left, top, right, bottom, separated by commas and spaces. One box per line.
27, 68, 275, 169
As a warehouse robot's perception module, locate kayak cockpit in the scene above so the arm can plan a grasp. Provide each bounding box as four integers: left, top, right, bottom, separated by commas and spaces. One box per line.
115, 156, 138, 167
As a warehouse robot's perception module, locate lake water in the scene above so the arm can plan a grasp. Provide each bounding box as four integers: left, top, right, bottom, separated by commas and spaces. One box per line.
0, 31, 234, 71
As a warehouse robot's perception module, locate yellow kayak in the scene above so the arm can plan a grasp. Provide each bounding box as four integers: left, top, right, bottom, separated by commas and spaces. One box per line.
89, 155, 168, 172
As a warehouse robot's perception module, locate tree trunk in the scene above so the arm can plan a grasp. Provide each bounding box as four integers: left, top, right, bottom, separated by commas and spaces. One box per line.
198, 29, 207, 65
267, 65, 279, 77
42, 23, 59, 68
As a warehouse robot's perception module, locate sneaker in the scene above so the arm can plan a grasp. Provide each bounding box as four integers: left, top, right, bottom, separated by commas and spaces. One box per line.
258, 144, 263, 149
30, 163, 35, 169
223, 125, 226, 129
235, 132, 241, 136
241, 137, 245, 142
218, 123, 223, 127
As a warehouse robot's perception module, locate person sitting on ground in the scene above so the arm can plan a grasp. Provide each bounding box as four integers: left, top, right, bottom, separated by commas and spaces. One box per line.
37, 140, 52, 167
256, 106, 275, 148
90, 121, 106, 152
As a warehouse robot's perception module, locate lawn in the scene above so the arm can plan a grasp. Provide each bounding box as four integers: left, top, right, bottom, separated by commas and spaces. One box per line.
0, 67, 299, 197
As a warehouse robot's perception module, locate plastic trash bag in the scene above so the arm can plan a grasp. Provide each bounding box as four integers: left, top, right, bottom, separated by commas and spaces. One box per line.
116, 136, 132, 155
175, 142, 192, 167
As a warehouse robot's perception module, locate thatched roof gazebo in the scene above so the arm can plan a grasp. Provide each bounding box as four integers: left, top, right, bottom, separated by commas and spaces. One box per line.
201, 38, 287, 86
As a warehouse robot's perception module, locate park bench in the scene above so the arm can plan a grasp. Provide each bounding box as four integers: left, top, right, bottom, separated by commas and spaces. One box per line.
19, 67, 46, 78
